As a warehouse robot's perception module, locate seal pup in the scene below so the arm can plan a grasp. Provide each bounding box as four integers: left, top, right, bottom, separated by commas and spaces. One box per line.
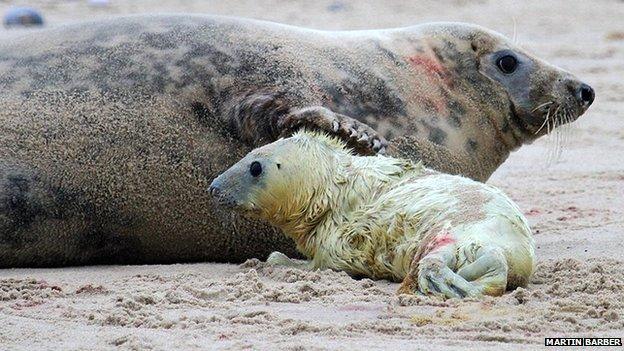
0, 15, 590, 266
210, 131, 535, 298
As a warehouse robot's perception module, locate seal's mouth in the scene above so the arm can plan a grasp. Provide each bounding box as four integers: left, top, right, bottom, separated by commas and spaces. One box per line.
528, 101, 585, 136
508, 102, 540, 137
525, 79, 594, 136
209, 185, 261, 216
509, 98, 586, 138
209, 186, 239, 209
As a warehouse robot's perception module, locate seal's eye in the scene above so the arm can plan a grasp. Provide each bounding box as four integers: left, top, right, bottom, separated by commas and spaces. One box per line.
497, 55, 518, 74
249, 161, 262, 177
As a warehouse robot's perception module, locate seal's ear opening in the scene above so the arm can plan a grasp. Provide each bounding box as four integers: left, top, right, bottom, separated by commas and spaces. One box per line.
276, 163, 281, 170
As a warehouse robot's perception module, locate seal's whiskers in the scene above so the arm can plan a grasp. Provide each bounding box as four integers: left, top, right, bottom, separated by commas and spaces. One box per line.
535, 103, 555, 135
532, 101, 554, 113
545, 105, 563, 165
512, 17, 519, 45
545, 105, 577, 164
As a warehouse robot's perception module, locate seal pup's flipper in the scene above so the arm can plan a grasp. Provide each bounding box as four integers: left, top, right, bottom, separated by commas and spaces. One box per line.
399, 241, 509, 299
266, 251, 314, 270
455, 243, 509, 296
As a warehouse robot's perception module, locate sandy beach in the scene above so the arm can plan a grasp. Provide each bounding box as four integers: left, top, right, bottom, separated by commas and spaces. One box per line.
0, 0, 623, 350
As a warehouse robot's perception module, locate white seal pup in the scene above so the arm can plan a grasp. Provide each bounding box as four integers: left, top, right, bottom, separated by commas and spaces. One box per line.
210, 131, 535, 298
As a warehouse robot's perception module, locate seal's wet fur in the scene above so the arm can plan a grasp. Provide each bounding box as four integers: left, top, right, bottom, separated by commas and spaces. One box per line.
210, 131, 535, 298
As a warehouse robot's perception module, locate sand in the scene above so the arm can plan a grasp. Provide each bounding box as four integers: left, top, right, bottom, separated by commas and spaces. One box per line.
0, 0, 623, 350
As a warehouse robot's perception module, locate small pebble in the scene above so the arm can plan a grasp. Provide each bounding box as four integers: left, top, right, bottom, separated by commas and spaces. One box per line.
3, 7, 44, 28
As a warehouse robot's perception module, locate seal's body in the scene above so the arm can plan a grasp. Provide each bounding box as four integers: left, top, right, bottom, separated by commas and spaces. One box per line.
210, 131, 535, 298
0, 15, 591, 266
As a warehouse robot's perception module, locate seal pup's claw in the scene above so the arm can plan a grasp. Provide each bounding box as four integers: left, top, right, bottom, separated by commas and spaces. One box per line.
416, 258, 480, 299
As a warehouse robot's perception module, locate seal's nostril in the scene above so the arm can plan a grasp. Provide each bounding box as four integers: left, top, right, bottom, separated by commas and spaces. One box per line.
209, 185, 220, 197
578, 83, 595, 107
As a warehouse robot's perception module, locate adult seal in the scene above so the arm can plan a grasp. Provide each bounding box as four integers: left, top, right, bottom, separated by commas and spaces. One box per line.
0, 15, 593, 267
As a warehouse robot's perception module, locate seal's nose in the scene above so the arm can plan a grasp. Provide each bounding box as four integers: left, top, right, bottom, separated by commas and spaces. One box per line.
577, 83, 595, 108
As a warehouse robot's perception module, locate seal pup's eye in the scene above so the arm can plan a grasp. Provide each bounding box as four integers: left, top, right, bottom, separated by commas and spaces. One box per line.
497, 55, 518, 74
250, 161, 262, 177
276, 163, 281, 170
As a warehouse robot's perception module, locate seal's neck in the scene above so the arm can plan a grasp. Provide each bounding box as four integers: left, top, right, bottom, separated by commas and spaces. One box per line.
469, 133, 516, 182
470, 107, 535, 180
266, 159, 342, 257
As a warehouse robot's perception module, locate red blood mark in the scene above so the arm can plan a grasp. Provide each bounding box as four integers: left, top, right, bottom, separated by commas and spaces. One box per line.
34, 280, 62, 292
407, 54, 452, 88
408, 55, 446, 77
406, 53, 452, 114
425, 232, 456, 253
556, 206, 600, 222
525, 208, 541, 216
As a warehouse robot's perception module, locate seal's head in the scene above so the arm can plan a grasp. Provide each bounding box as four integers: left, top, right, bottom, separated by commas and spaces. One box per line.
402, 22, 594, 141
466, 24, 594, 136
209, 131, 348, 224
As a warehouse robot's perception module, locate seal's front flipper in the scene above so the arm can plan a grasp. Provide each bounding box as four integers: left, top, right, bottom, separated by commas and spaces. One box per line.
277, 106, 388, 155
229, 92, 386, 155
266, 251, 313, 270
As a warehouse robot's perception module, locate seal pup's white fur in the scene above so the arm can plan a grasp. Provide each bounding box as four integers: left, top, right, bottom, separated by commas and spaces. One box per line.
211, 131, 535, 298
